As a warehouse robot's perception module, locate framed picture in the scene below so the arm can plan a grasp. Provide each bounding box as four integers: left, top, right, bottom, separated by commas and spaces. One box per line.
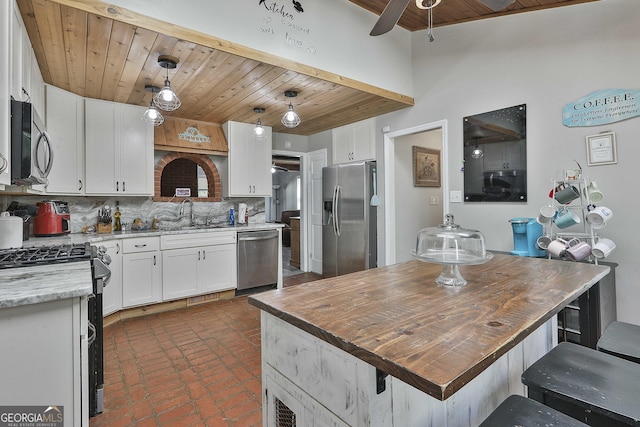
413, 146, 441, 187
585, 132, 617, 166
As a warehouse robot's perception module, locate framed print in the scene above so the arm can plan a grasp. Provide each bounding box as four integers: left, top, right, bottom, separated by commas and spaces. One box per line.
413, 146, 441, 187
586, 132, 617, 166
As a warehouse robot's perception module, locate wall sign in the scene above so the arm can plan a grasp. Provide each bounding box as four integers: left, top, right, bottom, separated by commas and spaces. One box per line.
563, 89, 640, 127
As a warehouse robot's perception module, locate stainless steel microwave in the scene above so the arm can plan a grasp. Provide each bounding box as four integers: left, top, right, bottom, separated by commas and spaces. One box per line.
10, 99, 53, 186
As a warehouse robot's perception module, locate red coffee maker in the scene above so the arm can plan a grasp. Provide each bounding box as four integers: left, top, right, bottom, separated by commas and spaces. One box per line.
34, 201, 71, 236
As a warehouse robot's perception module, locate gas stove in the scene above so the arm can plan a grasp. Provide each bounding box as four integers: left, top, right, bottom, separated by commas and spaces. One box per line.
0, 242, 92, 269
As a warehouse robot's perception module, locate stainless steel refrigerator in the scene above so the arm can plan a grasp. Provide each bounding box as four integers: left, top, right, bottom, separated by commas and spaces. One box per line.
322, 161, 377, 277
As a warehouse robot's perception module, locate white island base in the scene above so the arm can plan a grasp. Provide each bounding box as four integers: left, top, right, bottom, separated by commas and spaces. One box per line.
261, 312, 556, 427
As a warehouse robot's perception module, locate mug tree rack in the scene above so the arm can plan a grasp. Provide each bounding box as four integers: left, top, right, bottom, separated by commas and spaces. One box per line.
546, 176, 602, 265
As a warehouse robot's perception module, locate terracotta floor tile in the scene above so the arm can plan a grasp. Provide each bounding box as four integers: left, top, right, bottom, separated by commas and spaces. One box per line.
90, 273, 322, 426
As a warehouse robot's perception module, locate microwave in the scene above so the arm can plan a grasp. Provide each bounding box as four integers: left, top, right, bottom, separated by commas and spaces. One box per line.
10, 99, 53, 186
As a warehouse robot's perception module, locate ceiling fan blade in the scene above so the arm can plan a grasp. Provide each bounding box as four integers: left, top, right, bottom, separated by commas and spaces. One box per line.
477, 0, 517, 12
370, 0, 412, 36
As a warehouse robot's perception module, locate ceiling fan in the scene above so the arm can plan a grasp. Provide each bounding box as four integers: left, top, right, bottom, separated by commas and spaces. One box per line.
370, 0, 517, 36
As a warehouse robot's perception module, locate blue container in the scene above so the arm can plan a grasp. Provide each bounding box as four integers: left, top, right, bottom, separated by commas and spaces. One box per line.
229, 208, 235, 226
509, 217, 546, 257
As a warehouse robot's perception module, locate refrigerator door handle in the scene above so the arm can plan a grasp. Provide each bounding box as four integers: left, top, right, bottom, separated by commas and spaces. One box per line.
334, 185, 341, 237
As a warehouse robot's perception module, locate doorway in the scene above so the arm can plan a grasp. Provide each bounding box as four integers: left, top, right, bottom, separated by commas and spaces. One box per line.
383, 120, 449, 266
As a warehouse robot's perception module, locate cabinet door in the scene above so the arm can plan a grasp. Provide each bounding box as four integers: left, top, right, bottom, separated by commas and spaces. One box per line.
199, 244, 237, 293
332, 125, 353, 164
101, 240, 123, 317
9, 3, 23, 100
29, 48, 44, 117
122, 251, 161, 308
85, 99, 117, 194
118, 103, 153, 195
250, 126, 273, 196
162, 248, 199, 301
45, 85, 85, 194
224, 121, 272, 197
352, 118, 375, 161
0, 0, 10, 185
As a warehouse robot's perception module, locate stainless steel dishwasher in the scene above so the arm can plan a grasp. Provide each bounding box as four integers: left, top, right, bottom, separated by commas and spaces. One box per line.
237, 229, 279, 294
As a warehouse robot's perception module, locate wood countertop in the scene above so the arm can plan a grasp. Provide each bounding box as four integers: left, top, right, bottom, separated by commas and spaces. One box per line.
249, 254, 609, 400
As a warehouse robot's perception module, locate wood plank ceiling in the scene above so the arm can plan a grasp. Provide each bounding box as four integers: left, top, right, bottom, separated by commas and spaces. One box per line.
18, 0, 596, 136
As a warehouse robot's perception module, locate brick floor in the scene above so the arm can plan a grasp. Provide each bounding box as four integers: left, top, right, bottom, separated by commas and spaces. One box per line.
90, 272, 322, 426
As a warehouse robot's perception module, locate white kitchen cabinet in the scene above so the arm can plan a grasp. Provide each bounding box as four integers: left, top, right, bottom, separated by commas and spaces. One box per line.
161, 231, 237, 301
44, 84, 85, 194
332, 118, 376, 164
222, 121, 272, 197
9, 0, 23, 101
85, 99, 154, 195
122, 237, 162, 308
101, 239, 123, 316
483, 140, 526, 170
0, 297, 88, 427
0, 0, 10, 186
28, 46, 44, 117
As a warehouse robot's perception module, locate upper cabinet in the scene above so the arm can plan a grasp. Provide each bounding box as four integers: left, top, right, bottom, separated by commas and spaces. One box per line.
222, 121, 272, 197
0, 1, 11, 186
45, 85, 84, 194
332, 118, 376, 165
85, 99, 154, 196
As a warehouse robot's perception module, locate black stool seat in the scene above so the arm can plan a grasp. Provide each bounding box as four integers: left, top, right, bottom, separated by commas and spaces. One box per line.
479, 395, 588, 426
597, 321, 640, 364
522, 342, 640, 426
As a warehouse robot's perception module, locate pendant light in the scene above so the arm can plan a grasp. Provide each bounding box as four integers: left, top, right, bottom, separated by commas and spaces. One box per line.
281, 90, 301, 128
252, 107, 267, 141
142, 85, 164, 126
471, 137, 484, 159
154, 55, 181, 111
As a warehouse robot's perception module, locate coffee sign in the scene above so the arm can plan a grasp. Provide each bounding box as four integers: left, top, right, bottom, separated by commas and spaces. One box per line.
563, 88, 640, 127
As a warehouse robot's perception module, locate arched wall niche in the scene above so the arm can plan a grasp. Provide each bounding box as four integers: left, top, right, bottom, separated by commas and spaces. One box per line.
153, 152, 222, 202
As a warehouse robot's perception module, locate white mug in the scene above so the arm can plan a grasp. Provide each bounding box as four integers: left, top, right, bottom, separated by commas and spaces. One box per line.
583, 181, 604, 204
547, 237, 579, 258
592, 238, 616, 259
536, 206, 556, 225
536, 235, 552, 250
586, 206, 613, 229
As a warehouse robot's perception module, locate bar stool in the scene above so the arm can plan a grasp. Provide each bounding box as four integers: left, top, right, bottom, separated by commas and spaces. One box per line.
521, 342, 640, 426
479, 395, 588, 426
597, 321, 640, 364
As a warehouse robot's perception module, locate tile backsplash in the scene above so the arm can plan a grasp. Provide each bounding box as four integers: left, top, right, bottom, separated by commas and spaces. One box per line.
1, 195, 265, 233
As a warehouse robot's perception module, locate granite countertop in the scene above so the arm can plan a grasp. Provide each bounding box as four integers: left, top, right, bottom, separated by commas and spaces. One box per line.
249, 254, 610, 400
21, 222, 284, 247
0, 261, 93, 308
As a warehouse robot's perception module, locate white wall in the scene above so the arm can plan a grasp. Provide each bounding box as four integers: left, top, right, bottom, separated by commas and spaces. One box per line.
394, 130, 443, 262
107, 0, 413, 95
378, 0, 640, 324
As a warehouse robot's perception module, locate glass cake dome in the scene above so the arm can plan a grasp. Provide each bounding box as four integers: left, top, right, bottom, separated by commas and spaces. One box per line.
411, 214, 493, 287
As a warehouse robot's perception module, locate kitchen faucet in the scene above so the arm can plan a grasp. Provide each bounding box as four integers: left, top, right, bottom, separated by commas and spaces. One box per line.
180, 198, 194, 226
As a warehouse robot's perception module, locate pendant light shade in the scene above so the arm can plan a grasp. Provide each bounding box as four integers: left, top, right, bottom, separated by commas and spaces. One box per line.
471, 137, 484, 159
142, 85, 164, 126
252, 107, 267, 141
281, 90, 301, 128
154, 56, 181, 111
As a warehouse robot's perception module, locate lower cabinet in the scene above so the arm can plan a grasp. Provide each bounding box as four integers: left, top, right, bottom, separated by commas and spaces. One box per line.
161, 231, 237, 301
0, 297, 88, 427
122, 237, 162, 308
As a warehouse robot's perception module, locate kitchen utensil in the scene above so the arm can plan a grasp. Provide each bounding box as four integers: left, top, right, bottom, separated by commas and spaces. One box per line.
0, 212, 24, 249
370, 167, 380, 207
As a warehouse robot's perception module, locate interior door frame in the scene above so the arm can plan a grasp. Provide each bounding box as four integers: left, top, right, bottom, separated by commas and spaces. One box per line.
382, 120, 449, 266
272, 149, 308, 271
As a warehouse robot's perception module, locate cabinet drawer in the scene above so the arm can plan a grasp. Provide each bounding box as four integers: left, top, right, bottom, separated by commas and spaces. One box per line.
161, 231, 236, 250
122, 237, 160, 253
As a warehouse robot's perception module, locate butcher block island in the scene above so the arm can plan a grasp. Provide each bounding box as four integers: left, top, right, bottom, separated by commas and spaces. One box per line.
249, 254, 610, 426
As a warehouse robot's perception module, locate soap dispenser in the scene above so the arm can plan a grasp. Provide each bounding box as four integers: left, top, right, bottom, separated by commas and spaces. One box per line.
114, 202, 122, 231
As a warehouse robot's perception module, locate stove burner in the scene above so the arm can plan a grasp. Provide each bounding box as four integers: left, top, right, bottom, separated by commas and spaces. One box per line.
0, 243, 92, 268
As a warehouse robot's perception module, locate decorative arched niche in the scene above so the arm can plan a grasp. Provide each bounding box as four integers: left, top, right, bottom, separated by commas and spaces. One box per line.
154, 152, 221, 202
